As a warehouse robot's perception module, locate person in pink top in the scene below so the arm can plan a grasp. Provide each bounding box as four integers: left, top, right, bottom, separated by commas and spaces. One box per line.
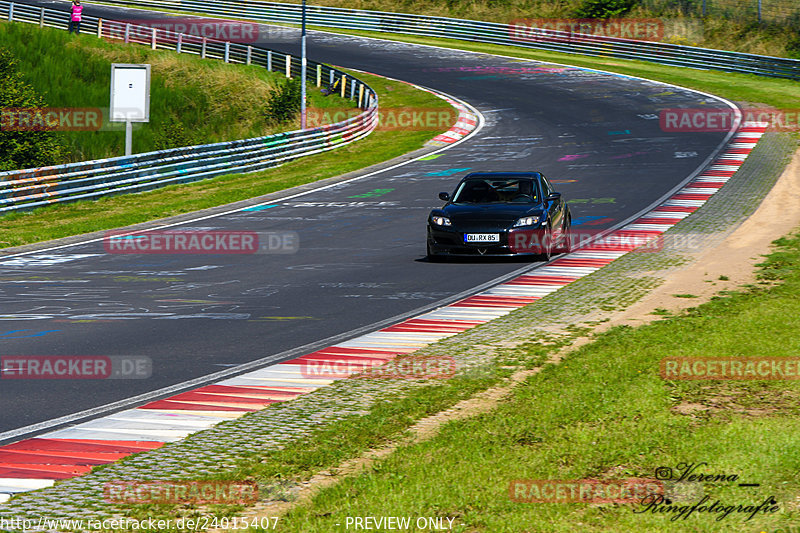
68, 0, 83, 34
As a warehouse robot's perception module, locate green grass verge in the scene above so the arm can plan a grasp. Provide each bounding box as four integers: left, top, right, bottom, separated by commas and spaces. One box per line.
0, 70, 446, 248
274, 230, 800, 532
0, 20, 353, 161
113, 371, 505, 524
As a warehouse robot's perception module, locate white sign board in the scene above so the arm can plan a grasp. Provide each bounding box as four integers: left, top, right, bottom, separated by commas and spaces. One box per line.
110, 64, 150, 123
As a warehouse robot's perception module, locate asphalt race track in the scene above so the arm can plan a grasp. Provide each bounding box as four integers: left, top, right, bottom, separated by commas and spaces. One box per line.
0, 1, 733, 440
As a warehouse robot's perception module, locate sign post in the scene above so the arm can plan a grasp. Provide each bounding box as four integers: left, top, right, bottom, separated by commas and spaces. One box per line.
300, 0, 307, 130
110, 64, 151, 156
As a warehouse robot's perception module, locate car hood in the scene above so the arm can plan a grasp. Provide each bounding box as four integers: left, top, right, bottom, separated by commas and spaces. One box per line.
441, 204, 544, 225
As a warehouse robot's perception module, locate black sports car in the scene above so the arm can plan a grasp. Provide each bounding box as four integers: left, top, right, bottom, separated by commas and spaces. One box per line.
427, 172, 571, 260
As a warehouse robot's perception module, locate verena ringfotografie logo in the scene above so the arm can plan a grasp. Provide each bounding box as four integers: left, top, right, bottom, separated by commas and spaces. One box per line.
300, 356, 456, 380
509, 18, 664, 43
509, 478, 663, 503
1, 356, 151, 379
1, 108, 102, 131
636, 463, 781, 522
660, 357, 800, 380
660, 108, 800, 132
103, 230, 299, 254
104, 480, 258, 504
104, 18, 260, 43
306, 107, 458, 131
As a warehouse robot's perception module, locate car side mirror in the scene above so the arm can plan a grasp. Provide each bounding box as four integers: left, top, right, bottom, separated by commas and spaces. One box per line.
438, 192, 450, 201
547, 192, 561, 202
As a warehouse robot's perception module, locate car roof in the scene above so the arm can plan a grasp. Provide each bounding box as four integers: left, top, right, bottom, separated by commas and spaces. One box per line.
461, 172, 543, 180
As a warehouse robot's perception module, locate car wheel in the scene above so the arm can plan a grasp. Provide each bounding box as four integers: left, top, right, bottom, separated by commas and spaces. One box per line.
539, 227, 553, 262
554, 216, 572, 254
427, 241, 442, 262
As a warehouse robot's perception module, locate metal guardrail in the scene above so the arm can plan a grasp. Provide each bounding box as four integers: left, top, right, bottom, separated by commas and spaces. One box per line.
0, 0, 378, 214
95, 0, 800, 80
642, 0, 800, 25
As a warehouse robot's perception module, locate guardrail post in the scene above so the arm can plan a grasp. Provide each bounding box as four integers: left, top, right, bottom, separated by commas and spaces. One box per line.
124, 23, 130, 43
97, 18, 102, 38
246, 45, 252, 65
285, 55, 291, 78
350, 80, 355, 99
340, 75, 346, 98
316, 64, 321, 86
267, 50, 272, 71
358, 84, 364, 107
39, 6, 44, 27
177, 33, 182, 53
151, 28, 157, 49
329, 70, 334, 86
8, 2, 13, 22
224, 41, 230, 62
201, 37, 207, 58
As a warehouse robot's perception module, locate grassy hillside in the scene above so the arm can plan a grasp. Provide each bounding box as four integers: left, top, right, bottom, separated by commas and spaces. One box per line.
0, 20, 354, 165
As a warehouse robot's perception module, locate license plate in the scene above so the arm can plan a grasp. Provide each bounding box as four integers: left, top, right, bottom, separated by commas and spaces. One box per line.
464, 233, 500, 243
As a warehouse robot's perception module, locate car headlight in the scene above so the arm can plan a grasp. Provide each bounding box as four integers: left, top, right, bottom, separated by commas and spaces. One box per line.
431, 216, 452, 226
512, 216, 539, 227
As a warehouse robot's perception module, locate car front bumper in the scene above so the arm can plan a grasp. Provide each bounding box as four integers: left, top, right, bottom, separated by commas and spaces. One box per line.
427, 226, 549, 256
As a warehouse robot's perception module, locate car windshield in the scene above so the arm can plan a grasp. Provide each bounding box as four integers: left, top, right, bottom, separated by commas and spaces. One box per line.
451, 178, 540, 204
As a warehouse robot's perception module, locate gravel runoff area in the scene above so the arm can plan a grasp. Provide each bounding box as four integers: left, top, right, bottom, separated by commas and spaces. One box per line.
0, 132, 795, 526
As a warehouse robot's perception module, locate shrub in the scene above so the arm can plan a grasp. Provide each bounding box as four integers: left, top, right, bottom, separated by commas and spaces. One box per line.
153, 116, 198, 150
263, 78, 301, 125
574, 0, 638, 19
0, 47, 67, 171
